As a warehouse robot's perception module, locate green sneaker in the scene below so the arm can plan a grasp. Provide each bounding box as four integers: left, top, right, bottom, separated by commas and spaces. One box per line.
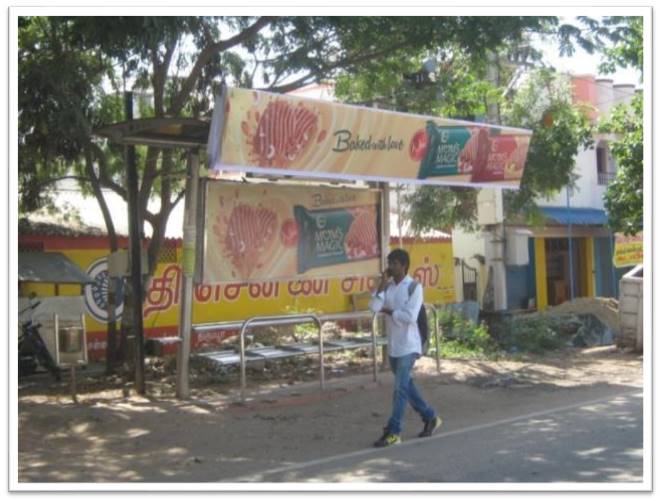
418, 416, 442, 437
373, 429, 402, 447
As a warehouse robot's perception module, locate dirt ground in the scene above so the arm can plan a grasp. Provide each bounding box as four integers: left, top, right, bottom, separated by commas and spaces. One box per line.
17, 344, 643, 483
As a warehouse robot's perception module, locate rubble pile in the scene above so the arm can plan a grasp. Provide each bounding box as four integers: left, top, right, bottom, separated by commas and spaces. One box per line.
540, 297, 620, 338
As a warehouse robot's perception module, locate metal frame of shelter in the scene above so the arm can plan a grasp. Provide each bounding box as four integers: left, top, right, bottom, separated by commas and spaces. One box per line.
94, 93, 209, 395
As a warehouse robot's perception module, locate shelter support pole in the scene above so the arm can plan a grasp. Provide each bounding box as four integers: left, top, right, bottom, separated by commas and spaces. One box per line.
379, 182, 391, 263
125, 91, 146, 395
379, 182, 390, 367
176, 151, 200, 399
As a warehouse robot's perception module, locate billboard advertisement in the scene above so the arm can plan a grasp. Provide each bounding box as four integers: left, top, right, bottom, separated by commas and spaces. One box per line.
201, 181, 382, 283
208, 87, 532, 188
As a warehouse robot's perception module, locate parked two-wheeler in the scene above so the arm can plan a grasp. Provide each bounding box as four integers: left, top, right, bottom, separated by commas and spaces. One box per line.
18, 298, 61, 381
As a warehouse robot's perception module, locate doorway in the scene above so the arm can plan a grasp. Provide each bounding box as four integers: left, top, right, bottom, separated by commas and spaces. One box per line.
544, 237, 586, 306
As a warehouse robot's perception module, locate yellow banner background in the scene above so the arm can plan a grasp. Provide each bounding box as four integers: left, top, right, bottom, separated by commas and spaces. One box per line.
613, 232, 643, 268
203, 180, 381, 283
212, 87, 532, 188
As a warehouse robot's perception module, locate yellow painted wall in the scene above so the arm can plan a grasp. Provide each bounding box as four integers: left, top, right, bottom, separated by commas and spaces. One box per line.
21, 238, 456, 336
534, 238, 548, 310
399, 240, 457, 305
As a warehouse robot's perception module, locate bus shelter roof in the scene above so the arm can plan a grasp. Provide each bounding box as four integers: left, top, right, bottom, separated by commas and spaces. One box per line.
94, 117, 209, 149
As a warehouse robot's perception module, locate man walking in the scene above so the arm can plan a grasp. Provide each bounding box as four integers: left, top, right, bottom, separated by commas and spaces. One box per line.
369, 249, 442, 447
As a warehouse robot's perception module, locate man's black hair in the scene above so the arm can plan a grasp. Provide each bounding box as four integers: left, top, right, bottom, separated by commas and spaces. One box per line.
387, 248, 410, 273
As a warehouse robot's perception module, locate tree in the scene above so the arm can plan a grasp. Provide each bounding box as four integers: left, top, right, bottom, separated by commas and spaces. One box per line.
600, 92, 643, 236
19, 17, 128, 371
500, 69, 593, 222
597, 16, 643, 235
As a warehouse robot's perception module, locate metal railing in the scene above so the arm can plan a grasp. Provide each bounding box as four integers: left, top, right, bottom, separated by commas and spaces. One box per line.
191, 305, 443, 401
193, 310, 375, 335
598, 171, 616, 185
238, 314, 322, 402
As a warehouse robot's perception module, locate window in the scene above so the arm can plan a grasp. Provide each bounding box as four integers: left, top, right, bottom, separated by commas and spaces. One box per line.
596, 142, 615, 185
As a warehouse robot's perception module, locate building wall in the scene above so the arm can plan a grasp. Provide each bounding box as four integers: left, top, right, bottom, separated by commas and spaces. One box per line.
450, 227, 487, 305
538, 76, 637, 211
19, 234, 455, 361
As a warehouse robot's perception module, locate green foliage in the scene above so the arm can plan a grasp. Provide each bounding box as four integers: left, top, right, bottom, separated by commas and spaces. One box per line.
281, 304, 323, 341
598, 17, 643, 77
404, 186, 479, 234
596, 16, 643, 236
600, 93, 643, 235
497, 314, 573, 355
436, 310, 500, 359
501, 69, 594, 222
18, 17, 111, 212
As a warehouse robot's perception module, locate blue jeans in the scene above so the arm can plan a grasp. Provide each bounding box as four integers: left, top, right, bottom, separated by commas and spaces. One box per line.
386, 353, 436, 435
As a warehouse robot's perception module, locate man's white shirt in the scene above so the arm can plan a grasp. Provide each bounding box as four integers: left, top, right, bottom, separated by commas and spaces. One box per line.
369, 274, 423, 357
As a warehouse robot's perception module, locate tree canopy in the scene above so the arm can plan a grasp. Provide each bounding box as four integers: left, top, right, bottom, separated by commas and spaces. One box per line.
18, 15, 576, 242
598, 16, 643, 236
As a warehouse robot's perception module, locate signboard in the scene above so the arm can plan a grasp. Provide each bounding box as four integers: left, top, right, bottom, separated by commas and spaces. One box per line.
208, 87, 532, 188
613, 232, 643, 268
201, 181, 381, 283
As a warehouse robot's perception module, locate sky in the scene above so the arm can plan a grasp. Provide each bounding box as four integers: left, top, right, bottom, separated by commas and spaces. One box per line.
539, 26, 641, 87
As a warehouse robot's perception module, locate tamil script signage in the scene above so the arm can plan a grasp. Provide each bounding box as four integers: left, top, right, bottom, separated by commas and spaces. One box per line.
208, 87, 533, 189
201, 180, 381, 283
613, 233, 643, 268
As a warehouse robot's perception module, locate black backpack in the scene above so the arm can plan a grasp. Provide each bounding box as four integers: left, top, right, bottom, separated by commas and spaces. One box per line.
408, 281, 430, 355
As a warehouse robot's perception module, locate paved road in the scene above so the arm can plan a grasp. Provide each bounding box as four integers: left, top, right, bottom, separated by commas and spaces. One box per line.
229, 390, 643, 484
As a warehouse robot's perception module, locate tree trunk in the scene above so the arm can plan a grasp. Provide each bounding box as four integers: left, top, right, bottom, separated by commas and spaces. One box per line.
85, 145, 121, 374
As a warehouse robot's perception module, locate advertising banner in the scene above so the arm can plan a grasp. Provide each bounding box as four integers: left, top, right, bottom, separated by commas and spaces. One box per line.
613, 232, 643, 268
208, 87, 532, 188
202, 181, 381, 283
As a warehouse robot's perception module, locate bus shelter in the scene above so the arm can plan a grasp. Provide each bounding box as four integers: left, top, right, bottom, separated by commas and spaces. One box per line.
96, 86, 532, 399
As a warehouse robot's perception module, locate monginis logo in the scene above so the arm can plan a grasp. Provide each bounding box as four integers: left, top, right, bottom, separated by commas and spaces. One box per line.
409, 129, 429, 161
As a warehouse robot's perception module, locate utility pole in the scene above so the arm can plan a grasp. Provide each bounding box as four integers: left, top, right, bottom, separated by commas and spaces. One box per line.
484, 50, 508, 312
124, 91, 146, 395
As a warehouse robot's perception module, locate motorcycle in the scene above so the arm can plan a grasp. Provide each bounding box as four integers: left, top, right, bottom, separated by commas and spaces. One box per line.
18, 297, 61, 381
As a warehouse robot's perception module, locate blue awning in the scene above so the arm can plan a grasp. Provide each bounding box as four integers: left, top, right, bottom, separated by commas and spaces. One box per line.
540, 207, 609, 226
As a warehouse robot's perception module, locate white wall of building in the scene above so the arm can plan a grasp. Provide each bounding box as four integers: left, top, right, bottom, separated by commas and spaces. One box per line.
537, 76, 637, 211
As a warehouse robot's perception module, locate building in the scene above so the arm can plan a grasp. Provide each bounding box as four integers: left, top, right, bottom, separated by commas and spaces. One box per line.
453, 74, 639, 311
